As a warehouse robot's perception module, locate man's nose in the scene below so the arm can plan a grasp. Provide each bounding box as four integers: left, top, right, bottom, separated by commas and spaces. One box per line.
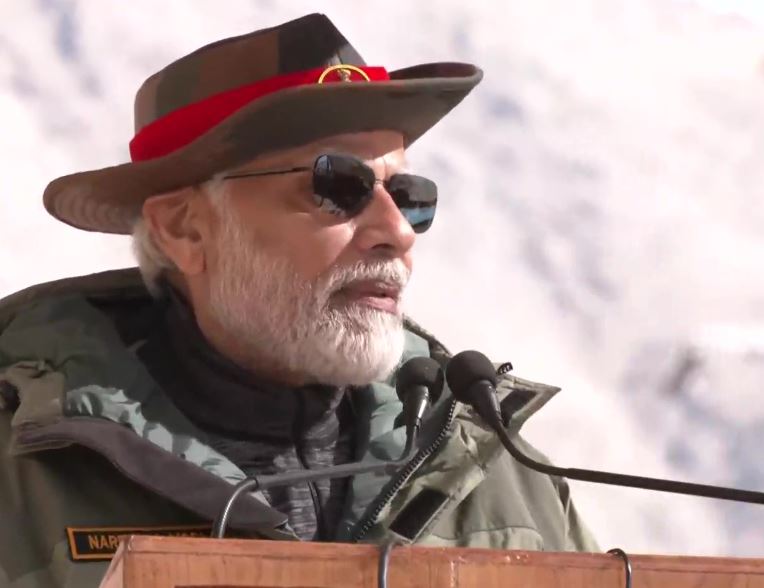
351, 183, 416, 257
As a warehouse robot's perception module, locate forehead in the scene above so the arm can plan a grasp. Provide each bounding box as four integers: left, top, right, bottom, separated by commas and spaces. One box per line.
233, 130, 407, 171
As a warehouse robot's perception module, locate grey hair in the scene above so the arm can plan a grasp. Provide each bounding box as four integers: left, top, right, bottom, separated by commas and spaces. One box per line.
131, 175, 229, 297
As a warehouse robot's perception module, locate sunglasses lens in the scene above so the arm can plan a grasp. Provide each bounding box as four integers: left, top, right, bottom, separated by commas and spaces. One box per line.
312, 156, 438, 233
313, 154, 375, 215
386, 174, 438, 233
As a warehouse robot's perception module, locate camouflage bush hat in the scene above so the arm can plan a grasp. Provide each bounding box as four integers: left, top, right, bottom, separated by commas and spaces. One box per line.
42, 13, 483, 234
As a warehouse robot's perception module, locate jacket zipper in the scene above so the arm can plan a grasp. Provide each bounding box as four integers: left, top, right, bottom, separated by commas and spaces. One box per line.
350, 397, 458, 542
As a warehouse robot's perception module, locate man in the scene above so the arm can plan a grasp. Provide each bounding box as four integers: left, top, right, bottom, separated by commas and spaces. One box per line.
0, 13, 598, 588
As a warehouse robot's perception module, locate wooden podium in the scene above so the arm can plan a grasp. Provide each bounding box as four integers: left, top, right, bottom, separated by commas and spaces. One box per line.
99, 535, 764, 587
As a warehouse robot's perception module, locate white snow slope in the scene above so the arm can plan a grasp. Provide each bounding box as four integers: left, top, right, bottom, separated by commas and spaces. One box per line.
2, 0, 763, 556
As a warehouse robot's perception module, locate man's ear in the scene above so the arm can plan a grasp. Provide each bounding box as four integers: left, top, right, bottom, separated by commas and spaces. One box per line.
141, 188, 210, 277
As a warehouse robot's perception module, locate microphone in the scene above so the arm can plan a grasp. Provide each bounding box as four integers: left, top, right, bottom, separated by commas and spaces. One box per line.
212, 356, 444, 538
445, 349, 764, 506
395, 356, 444, 457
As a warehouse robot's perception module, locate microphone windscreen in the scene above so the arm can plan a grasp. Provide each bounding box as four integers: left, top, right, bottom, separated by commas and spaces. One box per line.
396, 356, 444, 404
445, 350, 497, 402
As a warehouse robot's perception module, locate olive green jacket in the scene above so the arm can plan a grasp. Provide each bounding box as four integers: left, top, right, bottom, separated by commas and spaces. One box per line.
0, 269, 598, 588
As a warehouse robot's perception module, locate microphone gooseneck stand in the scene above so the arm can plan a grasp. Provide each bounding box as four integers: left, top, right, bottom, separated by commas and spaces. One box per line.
211, 441, 421, 539
446, 350, 764, 506
213, 356, 445, 539
211, 356, 446, 588
494, 406, 764, 504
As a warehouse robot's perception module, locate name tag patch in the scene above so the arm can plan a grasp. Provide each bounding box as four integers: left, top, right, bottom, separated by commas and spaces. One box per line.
66, 525, 211, 561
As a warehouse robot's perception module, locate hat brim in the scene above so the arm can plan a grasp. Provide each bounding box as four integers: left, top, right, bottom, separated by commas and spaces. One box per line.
43, 62, 483, 234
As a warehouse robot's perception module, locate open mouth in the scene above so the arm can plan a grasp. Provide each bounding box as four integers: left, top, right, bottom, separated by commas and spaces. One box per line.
335, 280, 402, 313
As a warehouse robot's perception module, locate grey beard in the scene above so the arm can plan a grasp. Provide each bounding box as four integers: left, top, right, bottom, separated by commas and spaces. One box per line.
208, 215, 408, 386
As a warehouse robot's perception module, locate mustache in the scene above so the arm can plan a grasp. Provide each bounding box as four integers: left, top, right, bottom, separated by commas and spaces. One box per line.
323, 259, 410, 293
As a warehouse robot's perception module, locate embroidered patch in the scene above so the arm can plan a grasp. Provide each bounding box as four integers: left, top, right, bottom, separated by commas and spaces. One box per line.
66, 525, 211, 561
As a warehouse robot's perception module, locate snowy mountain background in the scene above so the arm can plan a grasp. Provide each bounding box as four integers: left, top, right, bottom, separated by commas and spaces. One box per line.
2, 0, 763, 556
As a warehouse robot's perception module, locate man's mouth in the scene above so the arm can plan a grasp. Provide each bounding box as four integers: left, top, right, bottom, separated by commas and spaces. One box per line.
334, 279, 402, 314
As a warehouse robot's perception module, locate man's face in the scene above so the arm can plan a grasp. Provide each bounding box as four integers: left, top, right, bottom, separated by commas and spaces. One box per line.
194, 130, 417, 386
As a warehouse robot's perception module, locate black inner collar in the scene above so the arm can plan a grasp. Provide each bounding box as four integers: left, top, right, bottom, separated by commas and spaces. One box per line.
137, 284, 346, 441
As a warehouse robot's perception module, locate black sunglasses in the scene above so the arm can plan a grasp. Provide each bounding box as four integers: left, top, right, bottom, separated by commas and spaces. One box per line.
222, 153, 438, 233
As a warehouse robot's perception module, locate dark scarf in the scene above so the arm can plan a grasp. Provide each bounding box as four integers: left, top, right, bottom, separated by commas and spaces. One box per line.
137, 289, 354, 541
